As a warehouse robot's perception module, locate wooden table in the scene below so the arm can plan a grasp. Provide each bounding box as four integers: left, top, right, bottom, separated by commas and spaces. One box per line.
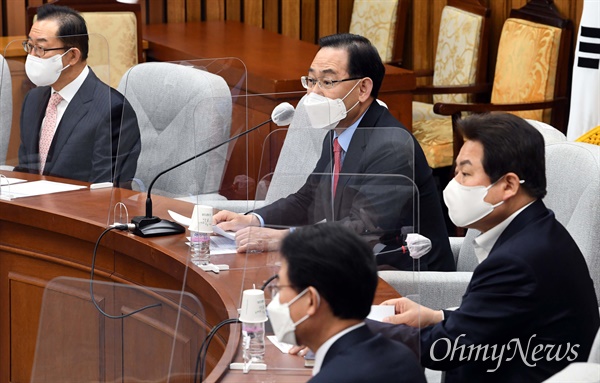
142, 21, 416, 200
0, 171, 401, 383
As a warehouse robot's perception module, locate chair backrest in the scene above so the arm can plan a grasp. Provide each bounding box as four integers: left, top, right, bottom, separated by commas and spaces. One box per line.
0, 55, 12, 165
432, 0, 490, 104
544, 141, 600, 304
117, 62, 232, 198
490, 0, 572, 128
27, 0, 143, 89
263, 96, 327, 205
349, 0, 408, 65
590, 324, 600, 363
526, 119, 567, 144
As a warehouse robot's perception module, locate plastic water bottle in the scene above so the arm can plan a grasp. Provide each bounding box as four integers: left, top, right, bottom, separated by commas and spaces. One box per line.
190, 231, 210, 265
242, 321, 265, 362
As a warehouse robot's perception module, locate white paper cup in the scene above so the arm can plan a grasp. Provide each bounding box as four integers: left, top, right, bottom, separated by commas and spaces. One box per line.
189, 205, 213, 233
239, 289, 268, 323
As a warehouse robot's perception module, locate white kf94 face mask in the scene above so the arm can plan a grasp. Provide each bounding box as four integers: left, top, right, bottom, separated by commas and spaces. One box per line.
304, 80, 361, 130
443, 177, 507, 228
267, 288, 316, 346
25, 49, 72, 87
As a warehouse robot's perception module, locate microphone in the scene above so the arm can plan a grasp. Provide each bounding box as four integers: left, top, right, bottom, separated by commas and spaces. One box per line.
131, 102, 296, 237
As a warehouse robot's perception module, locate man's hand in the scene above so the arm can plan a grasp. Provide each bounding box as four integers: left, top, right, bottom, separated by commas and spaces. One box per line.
289, 345, 310, 356
380, 297, 443, 328
213, 210, 258, 232
234, 226, 289, 253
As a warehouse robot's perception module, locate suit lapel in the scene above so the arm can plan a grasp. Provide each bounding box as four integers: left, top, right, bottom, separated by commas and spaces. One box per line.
45, 70, 96, 174
490, 200, 548, 254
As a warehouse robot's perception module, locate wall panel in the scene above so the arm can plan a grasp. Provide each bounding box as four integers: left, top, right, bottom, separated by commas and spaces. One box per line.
205, 0, 225, 21
301, 0, 316, 43
245, 0, 263, 28
263, 0, 279, 33
186, 0, 202, 22
226, 0, 242, 21
282, 0, 301, 39
318, 0, 338, 38
167, 0, 186, 23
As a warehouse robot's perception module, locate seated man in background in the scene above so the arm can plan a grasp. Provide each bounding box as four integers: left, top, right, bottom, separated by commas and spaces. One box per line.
268, 222, 426, 382
368, 113, 600, 382
16, 4, 140, 186
215, 33, 454, 271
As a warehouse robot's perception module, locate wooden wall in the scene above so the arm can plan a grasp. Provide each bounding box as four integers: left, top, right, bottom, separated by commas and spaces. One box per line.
0, 0, 586, 85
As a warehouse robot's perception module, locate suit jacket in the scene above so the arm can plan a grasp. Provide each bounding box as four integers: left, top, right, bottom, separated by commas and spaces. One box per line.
309, 325, 426, 383
370, 200, 600, 382
16, 68, 141, 186
256, 101, 454, 271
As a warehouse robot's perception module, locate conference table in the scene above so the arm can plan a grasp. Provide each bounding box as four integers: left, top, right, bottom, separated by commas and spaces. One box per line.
0, 171, 401, 382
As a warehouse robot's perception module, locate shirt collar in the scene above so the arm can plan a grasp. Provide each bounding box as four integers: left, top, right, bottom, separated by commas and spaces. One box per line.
473, 201, 535, 263
333, 110, 366, 152
52, 65, 89, 102
312, 322, 365, 376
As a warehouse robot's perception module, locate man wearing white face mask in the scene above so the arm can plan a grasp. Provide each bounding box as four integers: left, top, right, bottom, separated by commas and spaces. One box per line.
215, 33, 454, 272
267, 222, 426, 382
15, 4, 140, 186
367, 113, 599, 382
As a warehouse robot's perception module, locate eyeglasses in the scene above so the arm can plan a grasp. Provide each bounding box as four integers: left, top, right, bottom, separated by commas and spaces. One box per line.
266, 284, 296, 298
22, 41, 68, 57
301, 75, 362, 90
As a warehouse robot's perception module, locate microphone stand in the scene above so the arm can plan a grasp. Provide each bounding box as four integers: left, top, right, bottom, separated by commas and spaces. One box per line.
131, 119, 274, 237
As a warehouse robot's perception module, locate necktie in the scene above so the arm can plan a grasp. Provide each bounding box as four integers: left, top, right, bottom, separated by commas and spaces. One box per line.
333, 137, 342, 195
39, 92, 63, 173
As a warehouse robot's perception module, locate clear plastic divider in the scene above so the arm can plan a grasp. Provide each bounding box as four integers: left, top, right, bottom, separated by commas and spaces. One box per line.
233, 123, 421, 378
31, 276, 206, 382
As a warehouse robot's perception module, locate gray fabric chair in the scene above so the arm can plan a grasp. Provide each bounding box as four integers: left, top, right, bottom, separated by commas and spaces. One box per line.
0, 54, 12, 165
210, 95, 327, 212
117, 62, 232, 199
525, 119, 567, 144
380, 141, 600, 311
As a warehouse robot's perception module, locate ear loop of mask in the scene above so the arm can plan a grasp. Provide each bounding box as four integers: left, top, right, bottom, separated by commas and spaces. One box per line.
341, 79, 362, 114
291, 287, 321, 328
57, 48, 73, 73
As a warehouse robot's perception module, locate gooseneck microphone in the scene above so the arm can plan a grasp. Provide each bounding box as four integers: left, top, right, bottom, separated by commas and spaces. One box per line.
131, 102, 296, 237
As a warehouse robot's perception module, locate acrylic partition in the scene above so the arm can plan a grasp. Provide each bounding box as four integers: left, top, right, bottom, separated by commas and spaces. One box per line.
229, 121, 422, 378
106, 58, 268, 382
30, 276, 206, 382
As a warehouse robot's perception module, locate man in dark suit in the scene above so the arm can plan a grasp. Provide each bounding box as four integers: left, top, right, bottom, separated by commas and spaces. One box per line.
267, 222, 426, 382
16, 4, 140, 186
369, 113, 600, 382
215, 33, 454, 271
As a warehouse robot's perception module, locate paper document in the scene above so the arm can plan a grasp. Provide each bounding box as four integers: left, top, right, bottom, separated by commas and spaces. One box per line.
0, 177, 27, 186
267, 335, 294, 354
209, 235, 237, 254
212, 224, 236, 240
1, 180, 87, 199
168, 210, 192, 226
168, 209, 236, 240
366, 305, 395, 322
